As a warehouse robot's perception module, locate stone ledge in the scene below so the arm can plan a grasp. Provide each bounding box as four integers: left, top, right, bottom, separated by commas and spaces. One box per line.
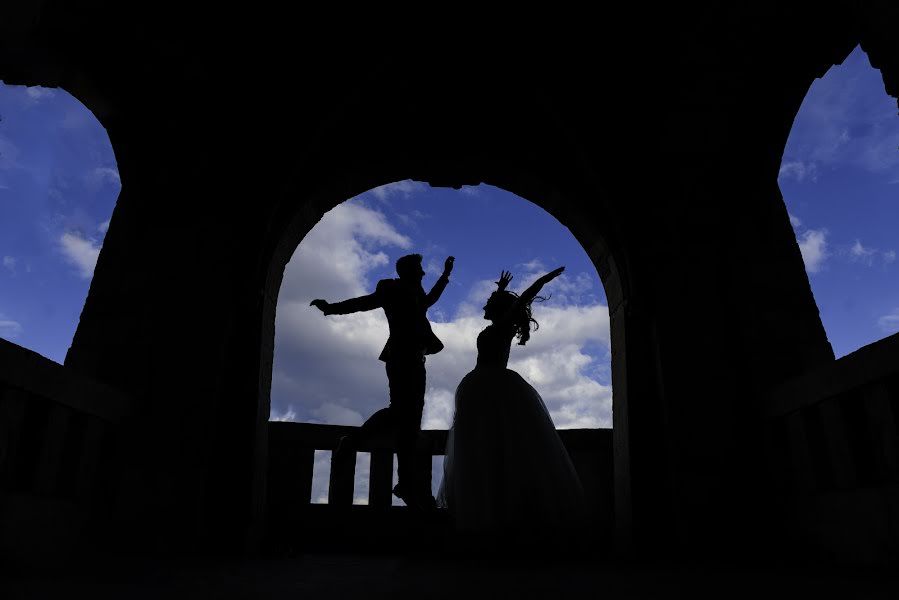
0, 338, 134, 423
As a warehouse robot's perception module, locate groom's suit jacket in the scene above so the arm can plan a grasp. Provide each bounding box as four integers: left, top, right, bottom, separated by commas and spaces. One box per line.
325, 275, 449, 362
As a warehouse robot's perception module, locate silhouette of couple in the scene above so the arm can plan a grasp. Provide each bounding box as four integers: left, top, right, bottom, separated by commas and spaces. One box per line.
311, 254, 586, 538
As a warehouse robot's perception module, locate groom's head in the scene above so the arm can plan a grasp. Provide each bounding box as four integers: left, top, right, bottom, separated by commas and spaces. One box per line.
396, 253, 425, 281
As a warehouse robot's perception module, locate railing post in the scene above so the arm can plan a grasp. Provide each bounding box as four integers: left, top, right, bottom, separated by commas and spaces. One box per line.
369, 450, 394, 508
329, 447, 356, 505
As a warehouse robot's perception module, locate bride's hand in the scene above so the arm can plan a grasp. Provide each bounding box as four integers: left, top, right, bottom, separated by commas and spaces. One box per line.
541, 266, 565, 283
496, 270, 513, 291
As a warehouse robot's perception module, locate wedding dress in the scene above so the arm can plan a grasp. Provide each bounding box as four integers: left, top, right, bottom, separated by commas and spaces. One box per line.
437, 324, 588, 540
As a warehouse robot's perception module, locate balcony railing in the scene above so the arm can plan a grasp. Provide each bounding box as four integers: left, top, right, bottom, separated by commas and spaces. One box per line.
761, 332, 899, 565
266, 421, 613, 552
0, 338, 133, 563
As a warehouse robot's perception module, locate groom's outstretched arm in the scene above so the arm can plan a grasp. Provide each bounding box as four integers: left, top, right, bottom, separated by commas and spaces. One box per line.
425, 256, 454, 307
310, 291, 382, 315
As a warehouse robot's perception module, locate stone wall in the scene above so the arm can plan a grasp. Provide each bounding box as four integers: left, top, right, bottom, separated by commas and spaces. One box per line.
764, 332, 899, 567
0, 338, 132, 566
0, 2, 897, 562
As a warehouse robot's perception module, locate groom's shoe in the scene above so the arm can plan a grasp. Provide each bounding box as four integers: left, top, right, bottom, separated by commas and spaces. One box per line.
392, 483, 412, 506
393, 484, 437, 514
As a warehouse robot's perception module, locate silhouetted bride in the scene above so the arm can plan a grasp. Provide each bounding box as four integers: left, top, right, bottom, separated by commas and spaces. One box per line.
438, 267, 587, 546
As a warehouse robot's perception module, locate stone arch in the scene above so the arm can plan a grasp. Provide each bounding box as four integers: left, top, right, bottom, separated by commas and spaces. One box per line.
255, 164, 644, 548
7, 4, 895, 561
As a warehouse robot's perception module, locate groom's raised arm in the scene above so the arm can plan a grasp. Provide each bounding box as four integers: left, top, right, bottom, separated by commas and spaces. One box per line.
425, 256, 454, 307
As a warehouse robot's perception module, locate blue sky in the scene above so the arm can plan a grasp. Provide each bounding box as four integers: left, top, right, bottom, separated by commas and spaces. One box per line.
1, 45, 897, 503
779, 46, 899, 356
271, 183, 613, 433
0, 83, 119, 361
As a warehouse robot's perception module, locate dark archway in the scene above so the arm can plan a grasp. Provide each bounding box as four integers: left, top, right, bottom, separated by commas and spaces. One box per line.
255, 166, 644, 551
778, 45, 899, 359
6, 4, 895, 566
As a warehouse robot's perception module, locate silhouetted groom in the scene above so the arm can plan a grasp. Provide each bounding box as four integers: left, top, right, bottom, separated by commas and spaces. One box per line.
311, 253, 454, 511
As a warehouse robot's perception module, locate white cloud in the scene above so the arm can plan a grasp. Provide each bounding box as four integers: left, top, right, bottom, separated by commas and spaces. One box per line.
59, 231, 101, 279
310, 450, 332, 504
849, 239, 877, 265
370, 180, 427, 201
270, 406, 298, 422
271, 199, 612, 437
857, 126, 899, 173
493, 260, 600, 307
788, 213, 802, 228
310, 402, 364, 426
782, 47, 899, 179
0, 313, 23, 338
277, 201, 411, 304
2, 256, 15, 273
797, 228, 828, 273
60, 107, 90, 130
422, 303, 613, 431
25, 86, 55, 101
85, 167, 121, 192
272, 202, 413, 426
98, 220, 110, 234
424, 256, 445, 278
779, 160, 818, 182
840, 240, 895, 268
0, 137, 21, 170
878, 308, 899, 334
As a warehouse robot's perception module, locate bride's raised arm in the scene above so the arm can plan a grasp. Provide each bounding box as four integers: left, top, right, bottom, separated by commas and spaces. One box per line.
495, 266, 565, 327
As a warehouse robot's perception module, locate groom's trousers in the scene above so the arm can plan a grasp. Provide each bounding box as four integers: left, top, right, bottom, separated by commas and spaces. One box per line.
385, 354, 428, 494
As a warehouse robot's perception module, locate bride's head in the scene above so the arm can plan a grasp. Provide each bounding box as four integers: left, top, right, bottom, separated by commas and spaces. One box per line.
483, 290, 541, 345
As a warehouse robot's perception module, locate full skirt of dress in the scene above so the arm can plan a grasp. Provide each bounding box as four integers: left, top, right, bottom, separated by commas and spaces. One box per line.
437, 367, 588, 539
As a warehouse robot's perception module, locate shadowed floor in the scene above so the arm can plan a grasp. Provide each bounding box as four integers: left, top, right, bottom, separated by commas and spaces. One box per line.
4, 552, 899, 599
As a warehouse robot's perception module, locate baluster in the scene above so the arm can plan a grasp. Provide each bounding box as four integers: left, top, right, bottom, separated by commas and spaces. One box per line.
369, 450, 394, 508
295, 447, 315, 506
414, 451, 432, 499
328, 445, 356, 505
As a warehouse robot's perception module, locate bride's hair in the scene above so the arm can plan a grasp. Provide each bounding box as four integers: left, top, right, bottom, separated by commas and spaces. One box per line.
488, 290, 545, 345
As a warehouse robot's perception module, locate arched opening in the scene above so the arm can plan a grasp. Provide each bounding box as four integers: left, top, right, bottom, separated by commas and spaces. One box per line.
761, 40, 899, 565
268, 182, 613, 510
0, 81, 120, 363
779, 45, 899, 358
258, 171, 635, 552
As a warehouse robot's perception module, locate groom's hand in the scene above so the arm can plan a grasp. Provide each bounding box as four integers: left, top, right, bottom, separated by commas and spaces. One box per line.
310, 299, 331, 315
443, 256, 455, 277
